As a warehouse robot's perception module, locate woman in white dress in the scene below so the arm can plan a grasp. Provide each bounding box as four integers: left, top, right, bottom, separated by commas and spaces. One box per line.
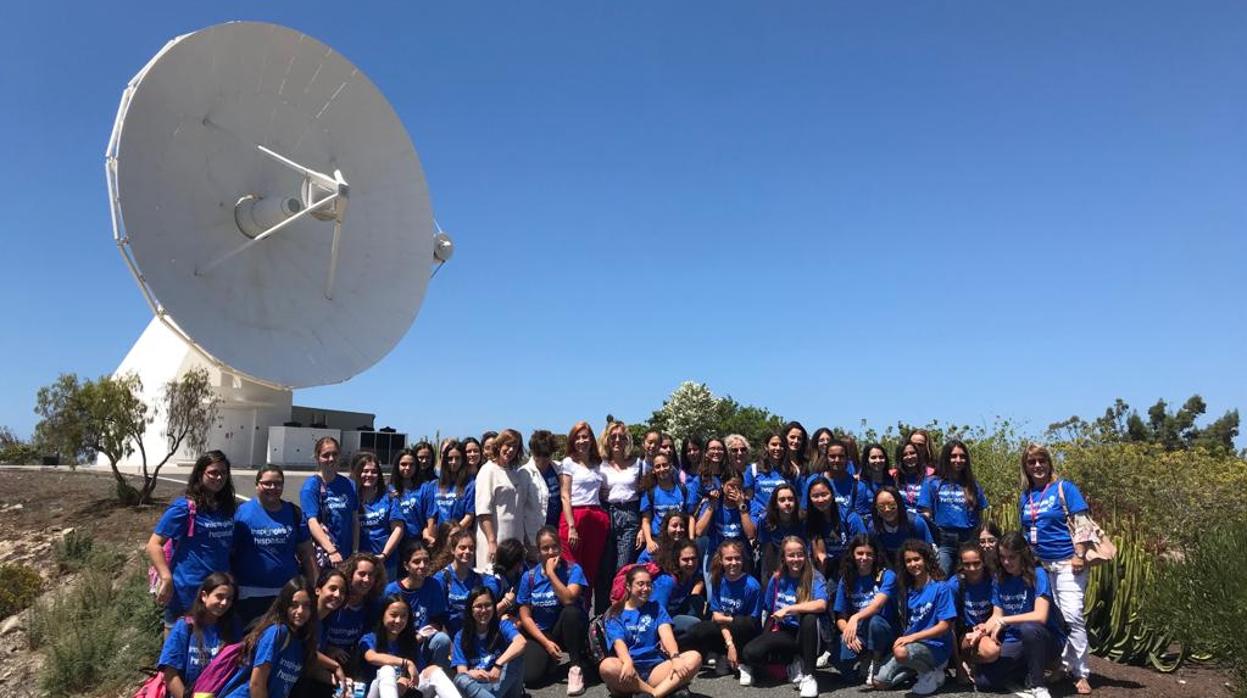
475, 428, 544, 568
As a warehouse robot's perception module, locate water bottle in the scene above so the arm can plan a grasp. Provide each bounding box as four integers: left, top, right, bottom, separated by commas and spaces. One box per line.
352, 679, 367, 698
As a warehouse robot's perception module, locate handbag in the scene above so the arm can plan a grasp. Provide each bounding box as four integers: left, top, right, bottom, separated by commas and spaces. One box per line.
1057, 481, 1117, 567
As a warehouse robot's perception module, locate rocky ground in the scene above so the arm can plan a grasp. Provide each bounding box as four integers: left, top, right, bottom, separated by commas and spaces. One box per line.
0, 467, 1236, 698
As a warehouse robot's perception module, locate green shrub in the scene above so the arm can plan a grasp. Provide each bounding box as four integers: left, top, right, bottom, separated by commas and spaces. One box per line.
29, 558, 161, 696
0, 564, 42, 617
52, 530, 125, 575
1142, 521, 1247, 695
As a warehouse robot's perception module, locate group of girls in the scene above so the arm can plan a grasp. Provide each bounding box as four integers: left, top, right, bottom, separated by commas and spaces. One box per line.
147, 421, 1096, 698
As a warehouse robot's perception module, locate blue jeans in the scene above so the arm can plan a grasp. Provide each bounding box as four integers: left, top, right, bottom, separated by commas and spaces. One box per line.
421, 631, 453, 670
836, 615, 897, 673
453, 661, 524, 698
875, 641, 940, 686
936, 527, 974, 577
975, 623, 1061, 690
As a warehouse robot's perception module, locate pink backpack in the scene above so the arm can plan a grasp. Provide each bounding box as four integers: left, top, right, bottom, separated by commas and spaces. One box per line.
148, 500, 196, 595
131, 674, 166, 698
188, 639, 244, 697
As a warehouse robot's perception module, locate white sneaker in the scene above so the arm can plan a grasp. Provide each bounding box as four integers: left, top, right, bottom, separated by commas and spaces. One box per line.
859, 658, 876, 685
739, 665, 753, 687
798, 674, 818, 698
912, 669, 946, 696
787, 659, 803, 684
816, 651, 832, 669
1031, 687, 1052, 698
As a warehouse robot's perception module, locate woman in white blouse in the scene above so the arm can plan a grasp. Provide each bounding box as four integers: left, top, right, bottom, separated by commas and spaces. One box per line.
599, 420, 644, 610
475, 428, 544, 569
559, 421, 610, 609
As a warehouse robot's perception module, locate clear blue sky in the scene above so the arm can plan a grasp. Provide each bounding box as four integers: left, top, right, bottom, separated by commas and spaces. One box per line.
3, 2, 1245, 444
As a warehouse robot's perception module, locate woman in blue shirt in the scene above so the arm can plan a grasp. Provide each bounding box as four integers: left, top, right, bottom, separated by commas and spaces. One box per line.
516, 527, 590, 694
694, 472, 756, 580
744, 432, 797, 525
804, 476, 867, 580
382, 541, 452, 671
757, 484, 803, 580
351, 452, 404, 582
869, 540, 957, 696
640, 454, 692, 556
741, 537, 828, 698
974, 532, 1064, 698
652, 538, 705, 642
157, 572, 239, 698
321, 553, 385, 675
221, 576, 316, 698
358, 594, 459, 698
420, 440, 476, 548
833, 535, 898, 686
390, 446, 436, 544
858, 443, 896, 502
682, 539, 761, 685
919, 440, 990, 576
638, 510, 689, 565
146, 450, 237, 626
599, 566, 703, 698
892, 442, 931, 515
948, 542, 997, 685
1018, 443, 1092, 695
231, 466, 317, 628
299, 437, 358, 572
868, 486, 934, 565
453, 587, 527, 698
435, 531, 502, 636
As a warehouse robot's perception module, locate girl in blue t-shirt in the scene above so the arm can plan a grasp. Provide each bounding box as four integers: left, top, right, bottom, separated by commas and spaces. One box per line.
744, 432, 798, 524
974, 532, 1064, 697
640, 454, 693, 554
682, 540, 761, 685
948, 542, 997, 685
452, 588, 527, 698
919, 440, 990, 576
638, 510, 689, 565
599, 566, 703, 698
300, 436, 359, 572
352, 452, 405, 582
221, 577, 316, 698
833, 535, 898, 685
436, 531, 502, 636
858, 444, 896, 502
359, 594, 458, 698
296, 569, 349, 693
892, 442, 931, 515
810, 440, 872, 521
868, 486, 934, 565
741, 537, 828, 698
491, 539, 527, 622
420, 440, 476, 548
516, 526, 590, 691
382, 542, 452, 671
390, 446, 436, 544
1018, 443, 1092, 694
694, 472, 756, 572
870, 540, 957, 696
147, 450, 237, 626
231, 466, 317, 628
157, 572, 239, 698
758, 484, 803, 580
804, 476, 868, 580
321, 554, 385, 672
652, 538, 706, 642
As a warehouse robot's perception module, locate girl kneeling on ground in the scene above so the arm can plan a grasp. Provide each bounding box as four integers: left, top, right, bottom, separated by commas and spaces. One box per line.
974, 532, 1065, 698
683, 539, 762, 685
358, 594, 459, 698
832, 535, 898, 686
600, 566, 703, 698
516, 526, 590, 695
741, 536, 828, 698
948, 542, 996, 685
452, 587, 527, 698
870, 539, 957, 696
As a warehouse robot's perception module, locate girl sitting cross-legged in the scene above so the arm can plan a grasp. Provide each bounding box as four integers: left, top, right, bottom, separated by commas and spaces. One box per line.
358, 594, 459, 698
452, 587, 527, 698
599, 566, 703, 698
516, 527, 590, 695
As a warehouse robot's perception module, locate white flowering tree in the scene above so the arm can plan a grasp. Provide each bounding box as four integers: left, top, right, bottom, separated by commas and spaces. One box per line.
652, 381, 721, 439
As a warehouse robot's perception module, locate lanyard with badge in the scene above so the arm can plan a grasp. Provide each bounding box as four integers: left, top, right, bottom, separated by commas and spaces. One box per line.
1026, 482, 1054, 545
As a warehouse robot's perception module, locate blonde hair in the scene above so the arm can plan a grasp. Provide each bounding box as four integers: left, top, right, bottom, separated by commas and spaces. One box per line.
600, 420, 633, 460
1018, 443, 1057, 491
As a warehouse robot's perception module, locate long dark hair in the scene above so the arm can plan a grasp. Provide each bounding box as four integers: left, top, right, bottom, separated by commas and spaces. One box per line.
186, 450, 237, 514
373, 594, 419, 657
895, 538, 945, 593
781, 421, 809, 474
764, 483, 799, 533
492, 538, 526, 583
459, 587, 502, 659
390, 447, 432, 495
859, 443, 893, 485
837, 534, 885, 594
937, 439, 983, 511
755, 432, 793, 479
679, 435, 704, 475
240, 576, 316, 672
870, 486, 914, 535
666, 538, 699, 582
652, 510, 686, 570
803, 476, 843, 539
809, 427, 834, 462
955, 541, 993, 584
895, 441, 929, 479
438, 439, 470, 495
341, 553, 385, 606
188, 572, 239, 647
994, 531, 1037, 589
350, 451, 385, 508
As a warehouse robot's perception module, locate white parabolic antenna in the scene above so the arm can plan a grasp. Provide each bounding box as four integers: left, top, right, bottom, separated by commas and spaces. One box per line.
104, 21, 452, 466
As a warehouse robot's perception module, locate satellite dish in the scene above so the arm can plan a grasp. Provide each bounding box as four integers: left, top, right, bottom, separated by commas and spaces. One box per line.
104, 22, 451, 466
